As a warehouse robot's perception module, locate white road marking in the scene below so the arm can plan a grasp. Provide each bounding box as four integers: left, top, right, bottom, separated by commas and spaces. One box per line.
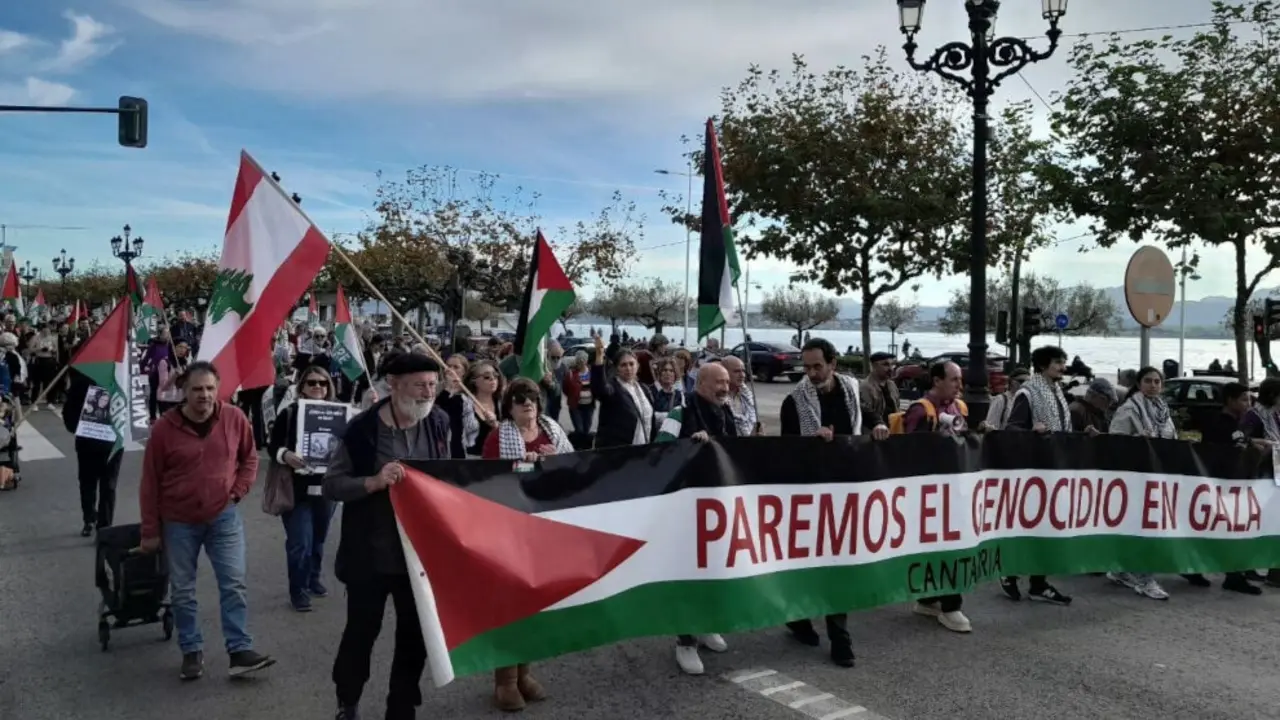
17, 423, 64, 461
724, 668, 891, 720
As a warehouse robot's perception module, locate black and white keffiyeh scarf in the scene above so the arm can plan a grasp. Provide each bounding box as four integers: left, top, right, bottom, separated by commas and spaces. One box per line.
1014, 374, 1071, 431
790, 373, 861, 437
1127, 393, 1175, 438
496, 417, 574, 459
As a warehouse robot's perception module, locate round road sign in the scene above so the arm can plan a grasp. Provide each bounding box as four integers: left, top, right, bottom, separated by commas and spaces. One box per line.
1123, 246, 1175, 328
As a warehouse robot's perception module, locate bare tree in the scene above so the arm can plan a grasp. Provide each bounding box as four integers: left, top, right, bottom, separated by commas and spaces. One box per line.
589, 286, 636, 333
871, 297, 919, 351
625, 278, 687, 333
559, 297, 586, 333
761, 286, 841, 346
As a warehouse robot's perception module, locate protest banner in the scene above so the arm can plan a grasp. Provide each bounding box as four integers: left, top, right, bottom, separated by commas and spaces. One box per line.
389, 431, 1280, 686
295, 399, 351, 470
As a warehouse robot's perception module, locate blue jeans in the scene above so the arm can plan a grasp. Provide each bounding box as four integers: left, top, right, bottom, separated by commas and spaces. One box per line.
569, 404, 594, 435
163, 504, 253, 654
282, 493, 335, 599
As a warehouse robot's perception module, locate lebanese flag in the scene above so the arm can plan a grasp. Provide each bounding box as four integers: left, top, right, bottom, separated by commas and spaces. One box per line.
199, 151, 330, 400
1, 261, 24, 319
514, 230, 574, 381
696, 118, 741, 341
70, 297, 133, 457
332, 285, 367, 382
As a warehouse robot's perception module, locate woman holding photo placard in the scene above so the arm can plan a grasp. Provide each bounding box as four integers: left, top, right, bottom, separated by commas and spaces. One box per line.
267, 365, 338, 613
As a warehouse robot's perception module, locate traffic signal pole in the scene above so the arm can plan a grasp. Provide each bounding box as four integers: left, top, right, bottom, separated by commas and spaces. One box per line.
0, 96, 148, 148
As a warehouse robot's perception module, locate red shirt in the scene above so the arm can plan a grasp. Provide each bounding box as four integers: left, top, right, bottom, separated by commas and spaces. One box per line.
140, 403, 259, 539
482, 428, 552, 459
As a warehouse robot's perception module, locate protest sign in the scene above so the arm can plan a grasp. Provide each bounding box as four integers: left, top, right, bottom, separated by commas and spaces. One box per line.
295, 399, 351, 471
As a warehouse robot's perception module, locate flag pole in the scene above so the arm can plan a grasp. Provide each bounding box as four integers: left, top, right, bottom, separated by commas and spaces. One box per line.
732, 282, 760, 432
242, 153, 482, 405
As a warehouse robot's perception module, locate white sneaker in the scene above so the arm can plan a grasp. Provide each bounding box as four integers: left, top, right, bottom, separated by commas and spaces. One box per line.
674, 645, 704, 675
1134, 578, 1169, 601
912, 601, 941, 618
1107, 571, 1137, 588
698, 633, 727, 653
938, 611, 972, 633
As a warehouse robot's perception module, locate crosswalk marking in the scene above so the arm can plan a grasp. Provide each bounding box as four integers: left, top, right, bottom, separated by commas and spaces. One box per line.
16, 423, 65, 461
724, 667, 891, 720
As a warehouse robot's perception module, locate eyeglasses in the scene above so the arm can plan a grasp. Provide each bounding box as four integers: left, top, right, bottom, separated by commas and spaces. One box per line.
304, 379, 330, 388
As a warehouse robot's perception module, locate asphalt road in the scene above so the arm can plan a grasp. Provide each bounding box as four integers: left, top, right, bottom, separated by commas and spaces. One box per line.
2, 401, 1279, 720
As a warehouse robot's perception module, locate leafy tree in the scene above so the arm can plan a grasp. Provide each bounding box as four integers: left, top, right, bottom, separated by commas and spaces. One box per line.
760, 286, 840, 345
938, 274, 1120, 337
623, 278, 686, 333
1223, 296, 1266, 335
462, 292, 499, 327
871, 296, 919, 350
589, 285, 637, 333
1046, 1, 1280, 380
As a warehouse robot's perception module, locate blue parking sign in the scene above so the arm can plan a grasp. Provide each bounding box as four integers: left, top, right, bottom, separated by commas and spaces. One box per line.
1055, 313, 1069, 330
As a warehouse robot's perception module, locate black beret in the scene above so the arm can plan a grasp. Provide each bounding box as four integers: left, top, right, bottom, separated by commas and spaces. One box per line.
383, 352, 440, 376
869, 352, 895, 362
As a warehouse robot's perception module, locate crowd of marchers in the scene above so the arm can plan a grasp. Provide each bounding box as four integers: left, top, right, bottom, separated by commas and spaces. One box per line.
91, 319, 1280, 720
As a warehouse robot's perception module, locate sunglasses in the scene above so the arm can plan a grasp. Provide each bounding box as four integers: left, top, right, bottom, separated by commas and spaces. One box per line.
511, 394, 539, 406
304, 379, 330, 388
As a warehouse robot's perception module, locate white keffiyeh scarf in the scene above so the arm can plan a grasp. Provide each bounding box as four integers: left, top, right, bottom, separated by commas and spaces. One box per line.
459, 394, 481, 450
790, 373, 861, 437
1249, 406, 1280, 442
496, 417, 575, 459
728, 384, 757, 436
1014, 374, 1071, 431
1127, 394, 1175, 439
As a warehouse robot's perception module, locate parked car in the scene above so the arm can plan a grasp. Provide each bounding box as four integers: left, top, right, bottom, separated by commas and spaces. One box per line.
1155, 376, 1242, 434
894, 352, 1008, 395
729, 342, 804, 382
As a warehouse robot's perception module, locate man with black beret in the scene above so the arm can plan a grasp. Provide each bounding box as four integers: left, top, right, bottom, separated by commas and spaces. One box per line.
858, 351, 900, 432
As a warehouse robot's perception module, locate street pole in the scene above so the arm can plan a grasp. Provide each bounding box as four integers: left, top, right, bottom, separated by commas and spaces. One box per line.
684, 164, 693, 347
743, 264, 750, 342
899, 0, 1065, 421
1177, 246, 1187, 376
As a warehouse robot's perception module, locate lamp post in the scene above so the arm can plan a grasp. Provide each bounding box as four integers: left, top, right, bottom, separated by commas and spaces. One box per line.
897, 0, 1066, 418
53, 248, 74, 285
655, 163, 695, 347
110, 223, 144, 273
18, 261, 39, 289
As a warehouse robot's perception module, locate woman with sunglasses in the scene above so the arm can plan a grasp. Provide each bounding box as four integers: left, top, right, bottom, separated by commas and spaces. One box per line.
268, 365, 339, 612
481, 377, 574, 711
439, 359, 505, 458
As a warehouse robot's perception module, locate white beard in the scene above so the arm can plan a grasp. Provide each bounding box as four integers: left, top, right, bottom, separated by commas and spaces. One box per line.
393, 396, 433, 422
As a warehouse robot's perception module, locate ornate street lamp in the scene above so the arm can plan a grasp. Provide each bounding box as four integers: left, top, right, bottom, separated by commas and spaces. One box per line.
53, 248, 75, 284
896, 0, 1066, 418
110, 224, 144, 266
18, 260, 39, 285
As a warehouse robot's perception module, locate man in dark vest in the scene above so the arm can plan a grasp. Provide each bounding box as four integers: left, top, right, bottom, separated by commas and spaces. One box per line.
323, 353, 450, 720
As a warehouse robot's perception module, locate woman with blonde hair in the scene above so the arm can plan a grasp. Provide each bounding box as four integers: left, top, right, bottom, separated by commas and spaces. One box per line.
481, 377, 573, 711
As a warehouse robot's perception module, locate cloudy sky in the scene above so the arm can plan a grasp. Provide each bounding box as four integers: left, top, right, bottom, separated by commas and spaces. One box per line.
0, 0, 1258, 307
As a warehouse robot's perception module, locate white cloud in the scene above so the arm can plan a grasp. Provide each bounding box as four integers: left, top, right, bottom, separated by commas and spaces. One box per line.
41, 10, 118, 73
0, 29, 32, 54
0, 77, 77, 106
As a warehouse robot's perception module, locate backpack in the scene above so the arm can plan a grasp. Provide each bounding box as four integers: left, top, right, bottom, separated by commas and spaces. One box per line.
888, 398, 969, 434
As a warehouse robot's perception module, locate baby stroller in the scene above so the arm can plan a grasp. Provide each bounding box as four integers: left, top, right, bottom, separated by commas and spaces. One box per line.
95, 523, 173, 651
0, 394, 20, 491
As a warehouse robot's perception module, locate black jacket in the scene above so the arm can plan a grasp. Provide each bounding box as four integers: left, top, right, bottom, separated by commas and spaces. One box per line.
331, 398, 449, 583
590, 362, 656, 448
672, 394, 738, 439
62, 370, 113, 456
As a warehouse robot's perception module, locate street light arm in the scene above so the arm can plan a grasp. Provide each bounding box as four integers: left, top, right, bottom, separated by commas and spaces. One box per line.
987, 30, 1061, 88
902, 39, 975, 92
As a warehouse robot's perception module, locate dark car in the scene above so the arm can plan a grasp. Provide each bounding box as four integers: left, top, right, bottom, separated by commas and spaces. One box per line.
894, 352, 1008, 395
1156, 376, 1244, 434
729, 342, 804, 382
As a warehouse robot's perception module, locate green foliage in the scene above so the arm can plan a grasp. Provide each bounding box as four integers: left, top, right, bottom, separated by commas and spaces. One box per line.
835, 354, 866, 375
760, 286, 841, 342
1047, 1, 1280, 376
937, 273, 1121, 337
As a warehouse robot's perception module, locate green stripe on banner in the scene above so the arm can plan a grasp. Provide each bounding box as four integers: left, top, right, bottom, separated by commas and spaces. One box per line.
448, 534, 1278, 675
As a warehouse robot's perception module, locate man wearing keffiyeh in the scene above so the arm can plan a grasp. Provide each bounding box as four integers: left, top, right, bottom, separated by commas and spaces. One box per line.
720, 355, 759, 435
999, 345, 1074, 606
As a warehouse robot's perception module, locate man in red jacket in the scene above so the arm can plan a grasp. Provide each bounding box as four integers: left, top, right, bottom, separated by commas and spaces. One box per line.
138, 361, 275, 681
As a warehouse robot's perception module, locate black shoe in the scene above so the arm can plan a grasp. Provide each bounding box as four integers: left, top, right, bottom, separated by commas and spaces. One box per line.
1244, 570, 1266, 582
335, 705, 359, 720
830, 643, 855, 668
228, 650, 276, 677
1223, 576, 1263, 596
180, 651, 204, 681
1182, 573, 1212, 588
1028, 584, 1072, 605
787, 623, 821, 647
291, 594, 312, 612
80, 523, 93, 537
999, 577, 1022, 601
310, 580, 329, 598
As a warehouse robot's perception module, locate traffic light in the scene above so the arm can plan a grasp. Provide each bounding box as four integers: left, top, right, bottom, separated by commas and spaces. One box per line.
1021, 307, 1042, 339
1266, 298, 1280, 334
1258, 311, 1278, 374
995, 310, 1009, 345
118, 96, 148, 148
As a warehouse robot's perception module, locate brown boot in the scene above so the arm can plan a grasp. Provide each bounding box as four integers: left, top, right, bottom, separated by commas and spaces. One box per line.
516, 663, 547, 702
493, 666, 526, 712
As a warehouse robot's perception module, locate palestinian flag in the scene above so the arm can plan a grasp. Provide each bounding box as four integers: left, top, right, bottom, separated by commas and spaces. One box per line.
696, 118, 741, 341
514, 230, 574, 381
332, 285, 367, 382
66, 299, 85, 326
134, 276, 164, 345
70, 297, 134, 457
125, 264, 143, 306
29, 288, 47, 323
1, 261, 24, 320
306, 289, 320, 326
391, 432, 1280, 686
199, 151, 330, 401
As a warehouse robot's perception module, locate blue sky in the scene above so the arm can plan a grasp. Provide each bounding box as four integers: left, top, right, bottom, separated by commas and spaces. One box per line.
0, 0, 1258, 307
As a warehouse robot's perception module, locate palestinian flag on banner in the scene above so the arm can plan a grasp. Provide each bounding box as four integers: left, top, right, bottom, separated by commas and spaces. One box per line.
390, 432, 1280, 686
696, 117, 741, 341
29, 288, 47, 323
134, 276, 164, 345
199, 151, 330, 400
70, 297, 134, 457
1, 261, 24, 320
307, 290, 320, 326
514, 230, 574, 381
332, 285, 368, 382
